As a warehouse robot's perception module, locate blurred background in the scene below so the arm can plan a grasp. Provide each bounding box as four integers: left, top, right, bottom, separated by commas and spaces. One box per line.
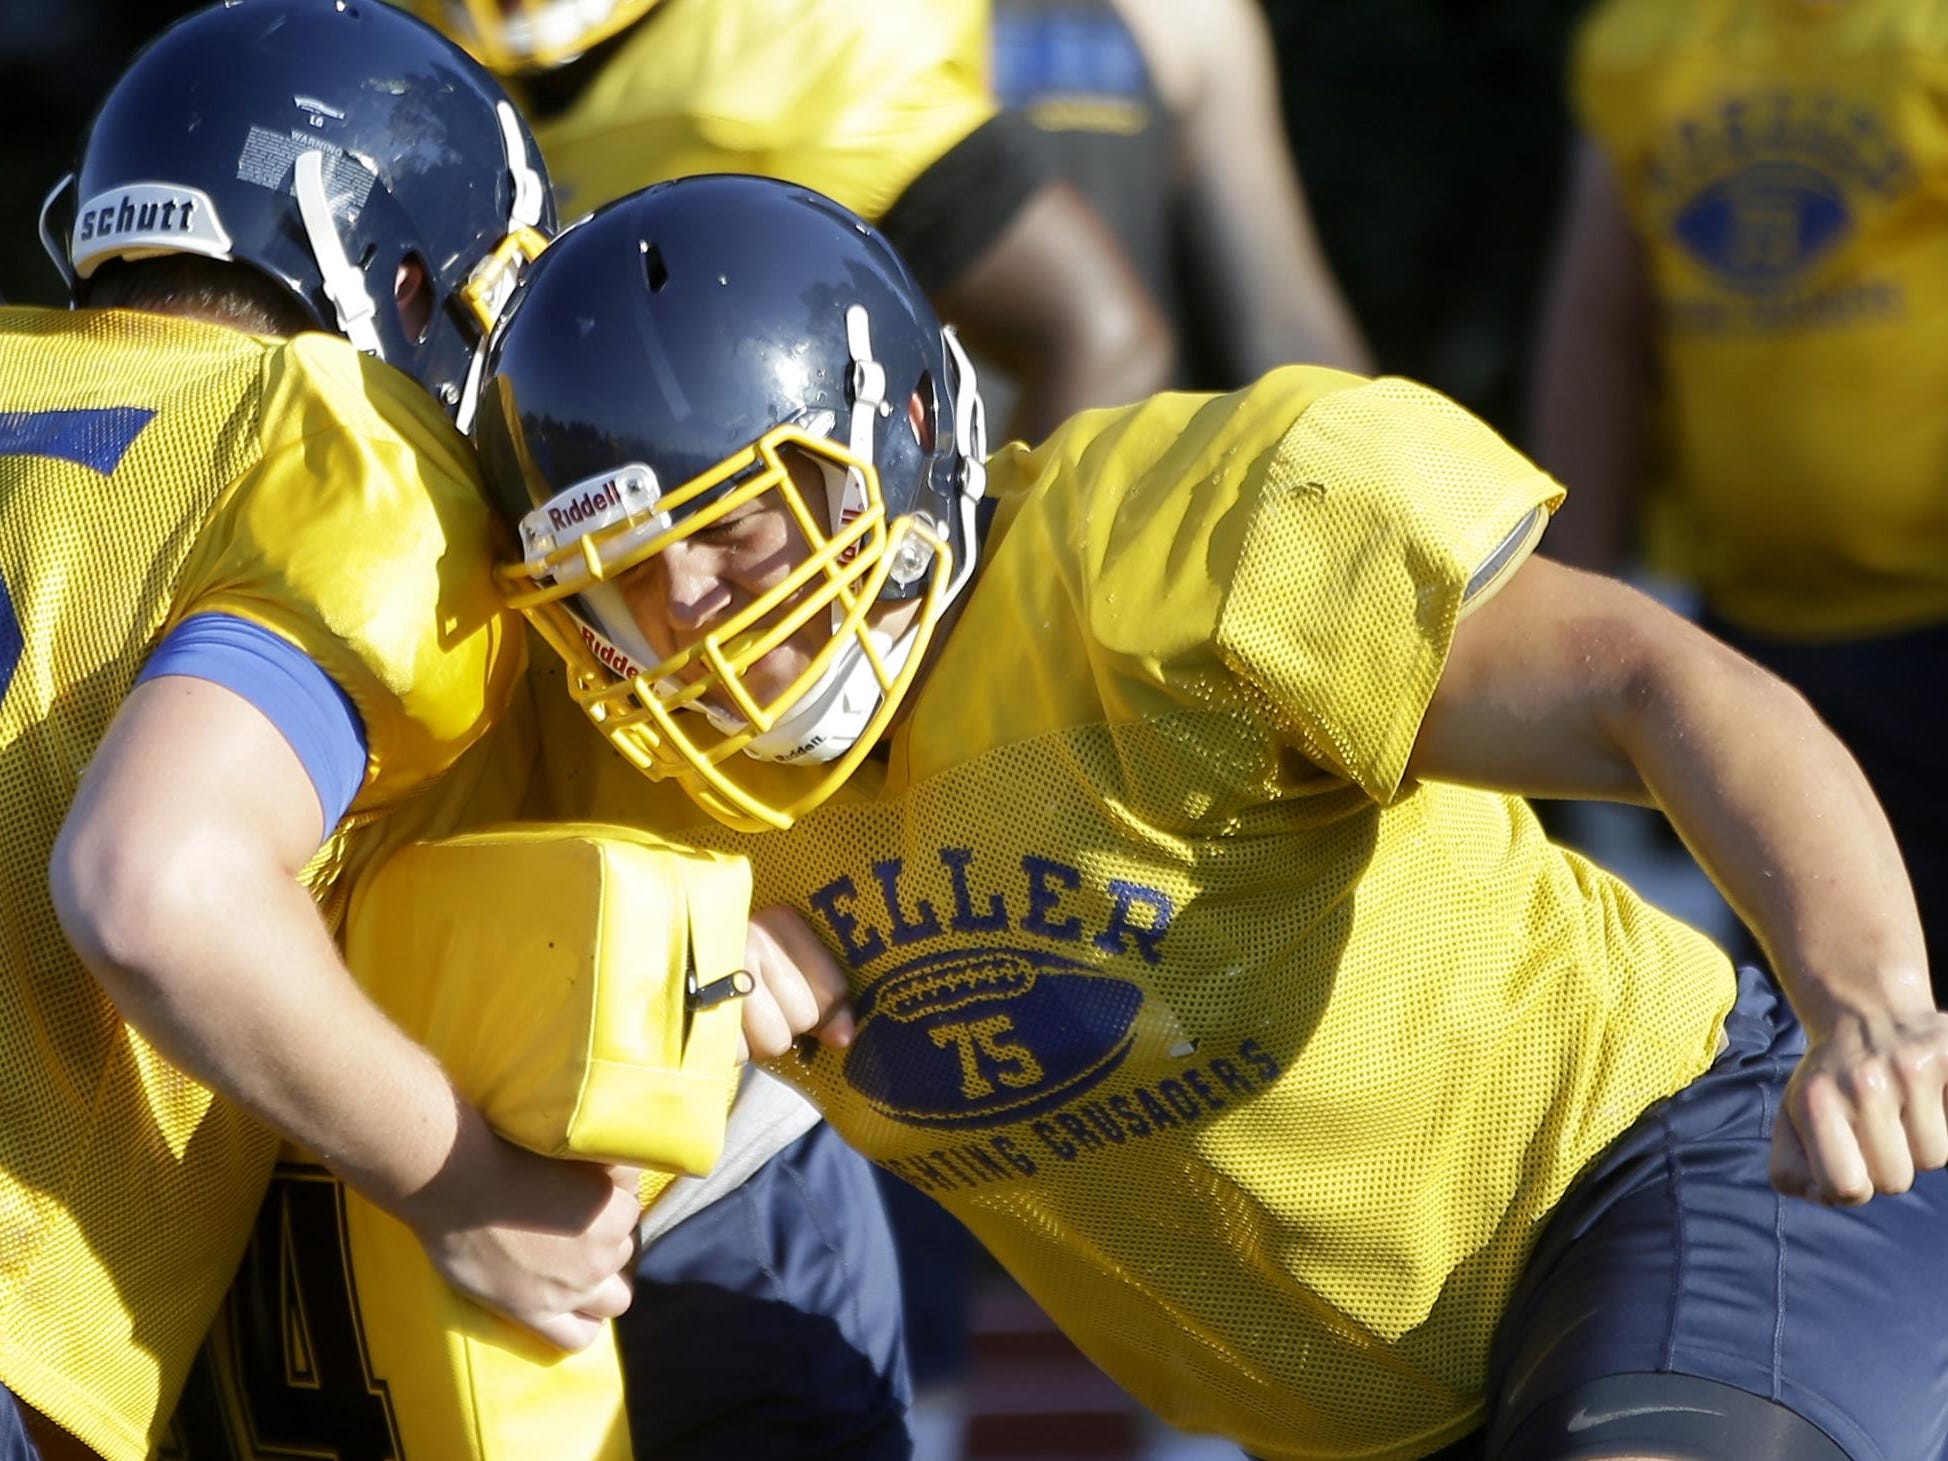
0, 0, 1589, 436
0, 3, 1660, 1458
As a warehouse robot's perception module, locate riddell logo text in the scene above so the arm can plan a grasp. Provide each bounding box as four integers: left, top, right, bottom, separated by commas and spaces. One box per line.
77, 193, 200, 243
575, 622, 642, 680
549, 481, 622, 532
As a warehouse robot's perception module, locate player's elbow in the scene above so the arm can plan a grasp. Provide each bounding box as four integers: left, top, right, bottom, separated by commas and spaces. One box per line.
1056, 280, 1175, 408
1584, 594, 1794, 774
994, 292, 1175, 439
1105, 307, 1177, 403
983, 299, 1170, 442
49, 808, 214, 1011
1243, 296, 1374, 379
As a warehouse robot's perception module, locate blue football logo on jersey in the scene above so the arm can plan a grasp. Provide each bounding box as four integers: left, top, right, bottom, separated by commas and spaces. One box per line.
1671, 161, 1851, 293
843, 946, 1144, 1129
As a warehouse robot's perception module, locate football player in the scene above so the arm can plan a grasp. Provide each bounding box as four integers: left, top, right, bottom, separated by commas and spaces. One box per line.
0, 5, 657, 1457
994, 0, 1372, 383
1530, 0, 1948, 999
417, 0, 1173, 440
410, 5, 1147, 1450
472, 176, 1948, 1461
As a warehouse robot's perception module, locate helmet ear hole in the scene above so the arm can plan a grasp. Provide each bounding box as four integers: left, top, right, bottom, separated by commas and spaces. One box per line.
908, 371, 935, 455
395, 251, 434, 344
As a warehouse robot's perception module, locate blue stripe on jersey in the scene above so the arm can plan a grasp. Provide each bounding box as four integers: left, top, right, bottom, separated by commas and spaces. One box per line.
0, 572, 19, 704
136, 613, 369, 832
0, 406, 157, 475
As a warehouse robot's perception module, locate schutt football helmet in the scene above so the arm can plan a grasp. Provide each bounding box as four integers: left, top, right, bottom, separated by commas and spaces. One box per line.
472, 175, 988, 832
44, 0, 555, 420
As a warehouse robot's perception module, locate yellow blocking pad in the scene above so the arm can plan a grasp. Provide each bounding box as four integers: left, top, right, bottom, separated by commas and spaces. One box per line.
345, 823, 751, 1172
348, 1178, 635, 1461
266, 826, 749, 1461
186, 1161, 643, 1461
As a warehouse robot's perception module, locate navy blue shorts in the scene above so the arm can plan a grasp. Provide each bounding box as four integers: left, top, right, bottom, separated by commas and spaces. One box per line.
616, 1119, 912, 1460
0, 1383, 38, 1461
873, 1166, 978, 1388
1483, 966, 1948, 1460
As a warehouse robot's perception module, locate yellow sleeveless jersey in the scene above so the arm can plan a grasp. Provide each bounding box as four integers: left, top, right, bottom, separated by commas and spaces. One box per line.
1576, 0, 1948, 637
532, 368, 1737, 1459
533, 0, 995, 219
0, 306, 519, 1461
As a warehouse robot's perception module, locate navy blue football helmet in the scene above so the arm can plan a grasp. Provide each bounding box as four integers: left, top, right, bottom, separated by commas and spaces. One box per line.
43, 0, 555, 418
473, 175, 988, 831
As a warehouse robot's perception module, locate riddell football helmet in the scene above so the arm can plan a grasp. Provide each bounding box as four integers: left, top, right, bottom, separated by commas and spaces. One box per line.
43, 0, 555, 420
421, 0, 662, 72
472, 175, 988, 832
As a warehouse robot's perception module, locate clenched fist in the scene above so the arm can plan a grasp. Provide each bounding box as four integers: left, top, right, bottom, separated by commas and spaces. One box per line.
1772, 999, 1948, 1206
737, 904, 855, 1062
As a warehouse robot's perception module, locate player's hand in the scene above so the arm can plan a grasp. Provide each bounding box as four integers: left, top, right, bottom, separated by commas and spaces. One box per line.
1771, 1003, 1948, 1205
738, 904, 855, 1062
404, 1110, 642, 1351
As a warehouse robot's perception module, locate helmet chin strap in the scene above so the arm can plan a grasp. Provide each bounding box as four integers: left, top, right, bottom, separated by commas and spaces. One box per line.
293, 149, 383, 357
39, 175, 77, 291
938, 323, 988, 605
830, 303, 888, 628
496, 101, 548, 232
456, 104, 547, 432
736, 311, 989, 765
739, 620, 923, 764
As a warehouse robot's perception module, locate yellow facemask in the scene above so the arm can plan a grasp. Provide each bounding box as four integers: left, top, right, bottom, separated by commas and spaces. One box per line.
499, 422, 956, 831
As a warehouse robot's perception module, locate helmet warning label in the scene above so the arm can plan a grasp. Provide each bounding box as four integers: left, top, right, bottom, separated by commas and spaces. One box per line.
235, 126, 376, 209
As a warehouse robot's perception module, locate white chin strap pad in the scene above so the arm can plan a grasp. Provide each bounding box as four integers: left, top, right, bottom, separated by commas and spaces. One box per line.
741, 624, 921, 765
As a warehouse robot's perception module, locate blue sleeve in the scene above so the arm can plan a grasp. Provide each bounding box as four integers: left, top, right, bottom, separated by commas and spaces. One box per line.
136, 613, 369, 831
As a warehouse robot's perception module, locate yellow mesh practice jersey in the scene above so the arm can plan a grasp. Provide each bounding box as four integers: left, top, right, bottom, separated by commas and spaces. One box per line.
532, 0, 996, 219
534, 368, 1737, 1459
1576, 0, 1948, 638
0, 306, 518, 1461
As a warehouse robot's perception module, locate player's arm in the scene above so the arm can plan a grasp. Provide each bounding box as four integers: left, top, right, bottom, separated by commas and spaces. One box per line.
881, 121, 1176, 438
49, 671, 639, 1352
1524, 136, 1656, 572
1122, 0, 1371, 377
1407, 554, 1946, 1208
